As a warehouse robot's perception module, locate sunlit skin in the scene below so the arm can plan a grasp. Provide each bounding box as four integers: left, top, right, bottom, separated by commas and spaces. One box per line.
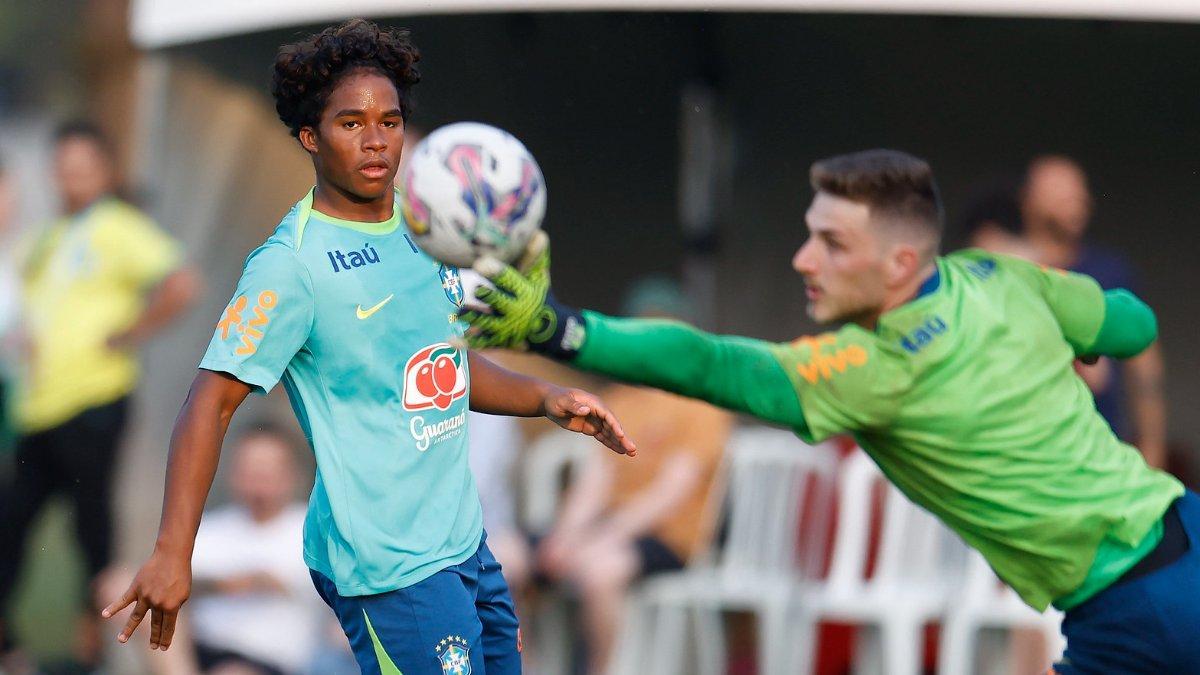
55, 136, 115, 215
299, 69, 406, 222
792, 191, 936, 329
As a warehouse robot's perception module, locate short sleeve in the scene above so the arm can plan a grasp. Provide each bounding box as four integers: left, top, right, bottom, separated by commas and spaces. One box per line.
993, 253, 1106, 354
96, 208, 182, 288
770, 329, 901, 442
199, 244, 314, 394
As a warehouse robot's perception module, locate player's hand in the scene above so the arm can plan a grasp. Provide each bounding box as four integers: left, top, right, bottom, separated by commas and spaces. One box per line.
543, 387, 637, 457
101, 550, 191, 651
461, 231, 554, 350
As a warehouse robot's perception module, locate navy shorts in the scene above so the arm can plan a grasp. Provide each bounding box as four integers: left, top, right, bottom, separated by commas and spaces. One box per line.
311, 532, 521, 675
1054, 490, 1200, 674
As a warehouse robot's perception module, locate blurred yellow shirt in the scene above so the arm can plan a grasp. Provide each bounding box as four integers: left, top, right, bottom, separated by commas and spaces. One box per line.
16, 197, 180, 432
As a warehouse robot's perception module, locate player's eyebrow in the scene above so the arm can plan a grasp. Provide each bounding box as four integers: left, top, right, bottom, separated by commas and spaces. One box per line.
333, 108, 403, 118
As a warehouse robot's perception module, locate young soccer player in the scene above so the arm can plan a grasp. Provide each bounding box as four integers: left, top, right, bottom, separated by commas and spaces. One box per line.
464, 149, 1197, 673
102, 19, 635, 675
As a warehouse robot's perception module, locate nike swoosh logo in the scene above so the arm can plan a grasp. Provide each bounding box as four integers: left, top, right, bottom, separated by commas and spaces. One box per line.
356, 294, 394, 320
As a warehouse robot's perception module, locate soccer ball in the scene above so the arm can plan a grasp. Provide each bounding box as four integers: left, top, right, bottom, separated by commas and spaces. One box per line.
399, 122, 546, 267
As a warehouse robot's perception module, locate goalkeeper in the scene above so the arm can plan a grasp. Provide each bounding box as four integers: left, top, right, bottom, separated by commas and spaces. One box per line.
463, 149, 1197, 674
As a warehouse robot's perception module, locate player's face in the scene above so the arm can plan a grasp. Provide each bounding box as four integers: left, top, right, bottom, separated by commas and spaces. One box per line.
55, 136, 114, 214
793, 192, 890, 325
303, 69, 405, 204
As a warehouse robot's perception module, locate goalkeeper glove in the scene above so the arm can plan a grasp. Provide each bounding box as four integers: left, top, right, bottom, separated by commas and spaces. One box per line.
459, 232, 587, 360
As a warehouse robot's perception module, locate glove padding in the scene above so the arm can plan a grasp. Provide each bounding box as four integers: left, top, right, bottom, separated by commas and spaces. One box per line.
460, 231, 585, 359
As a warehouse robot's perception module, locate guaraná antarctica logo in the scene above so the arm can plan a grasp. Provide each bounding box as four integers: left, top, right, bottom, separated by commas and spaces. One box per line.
403, 343, 468, 452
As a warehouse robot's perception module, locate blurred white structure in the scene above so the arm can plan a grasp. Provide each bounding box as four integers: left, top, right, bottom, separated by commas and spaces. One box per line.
938, 549, 1065, 675
611, 428, 838, 675
132, 0, 1200, 48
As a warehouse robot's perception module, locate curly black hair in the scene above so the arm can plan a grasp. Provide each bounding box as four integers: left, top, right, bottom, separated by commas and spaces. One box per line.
271, 19, 421, 140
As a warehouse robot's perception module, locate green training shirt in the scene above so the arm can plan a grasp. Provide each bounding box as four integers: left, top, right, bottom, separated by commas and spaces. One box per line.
573, 249, 1182, 611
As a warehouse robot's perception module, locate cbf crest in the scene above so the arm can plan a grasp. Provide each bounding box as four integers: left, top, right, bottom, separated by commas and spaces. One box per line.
439, 264, 464, 307
436, 635, 471, 675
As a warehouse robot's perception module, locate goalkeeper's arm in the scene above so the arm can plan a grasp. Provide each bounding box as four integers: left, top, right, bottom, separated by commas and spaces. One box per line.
542, 308, 808, 432
462, 234, 806, 431
1080, 289, 1157, 361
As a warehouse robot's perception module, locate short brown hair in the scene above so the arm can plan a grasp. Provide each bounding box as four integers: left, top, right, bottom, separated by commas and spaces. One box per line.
810, 149, 943, 242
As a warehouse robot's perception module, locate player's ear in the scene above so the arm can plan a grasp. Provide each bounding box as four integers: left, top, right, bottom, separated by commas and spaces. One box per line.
299, 126, 319, 154
886, 244, 921, 288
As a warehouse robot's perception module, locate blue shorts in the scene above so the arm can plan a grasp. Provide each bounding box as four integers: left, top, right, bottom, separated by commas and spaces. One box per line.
1054, 490, 1200, 674
311, 532, 521, 675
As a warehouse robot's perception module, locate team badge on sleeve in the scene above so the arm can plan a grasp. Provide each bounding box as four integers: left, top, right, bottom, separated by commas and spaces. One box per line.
216, 290, 277, 356
436, 635, 472, 675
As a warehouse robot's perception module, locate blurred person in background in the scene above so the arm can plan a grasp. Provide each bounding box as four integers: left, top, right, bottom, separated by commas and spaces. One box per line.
0, 121, 201, 671
186, 423, 324, 675
958, 176, 1036, 259
96, 424, 322, 675
1020, 155, 1167, 467
523, 277, 733, 675
467, 409, 532, 594
0, 159, 18, 453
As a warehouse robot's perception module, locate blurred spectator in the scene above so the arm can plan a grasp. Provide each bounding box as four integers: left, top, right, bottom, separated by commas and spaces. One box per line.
522, 277, 733, 675
468, 408, 532, 592
0, 121, 200, 669
958, 176, 1037, 259
186, 424, 324, 675
0, 159, 17, 452
1020, 155, 1167, 467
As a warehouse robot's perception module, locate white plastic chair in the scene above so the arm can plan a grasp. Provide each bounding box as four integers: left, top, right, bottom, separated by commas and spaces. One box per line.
521, 429, 593, 534
792, 449, 969, 675
610, 427, 839, 675
937, 549, 1064, 675
518, 430, 594, 675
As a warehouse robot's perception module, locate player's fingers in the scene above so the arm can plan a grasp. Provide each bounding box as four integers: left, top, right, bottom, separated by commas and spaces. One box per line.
118, 598, 150, 643
159, 610, 177, 651
150, 606, 163, 649
472, 255, 508, 282
592, 409, 637, 457
491, 266, 530, 299
102, 586, 137, 618
559, 392, 591, 416
475, 285, 515, 315
516, 230, 549, 274
466, 314, 503, 334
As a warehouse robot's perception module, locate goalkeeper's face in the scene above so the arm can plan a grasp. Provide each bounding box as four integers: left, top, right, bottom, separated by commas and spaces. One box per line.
793, 192, 893, 326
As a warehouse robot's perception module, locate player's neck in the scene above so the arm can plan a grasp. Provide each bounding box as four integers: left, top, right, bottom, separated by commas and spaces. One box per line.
865, 261, 939, 329
312, 182, 394, 223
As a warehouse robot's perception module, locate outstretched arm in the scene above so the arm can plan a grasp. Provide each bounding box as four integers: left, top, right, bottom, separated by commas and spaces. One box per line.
570, 312, 807, 430
468, 351, 637, 456
460, 238, 806, 432
102, 369, 252, 651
